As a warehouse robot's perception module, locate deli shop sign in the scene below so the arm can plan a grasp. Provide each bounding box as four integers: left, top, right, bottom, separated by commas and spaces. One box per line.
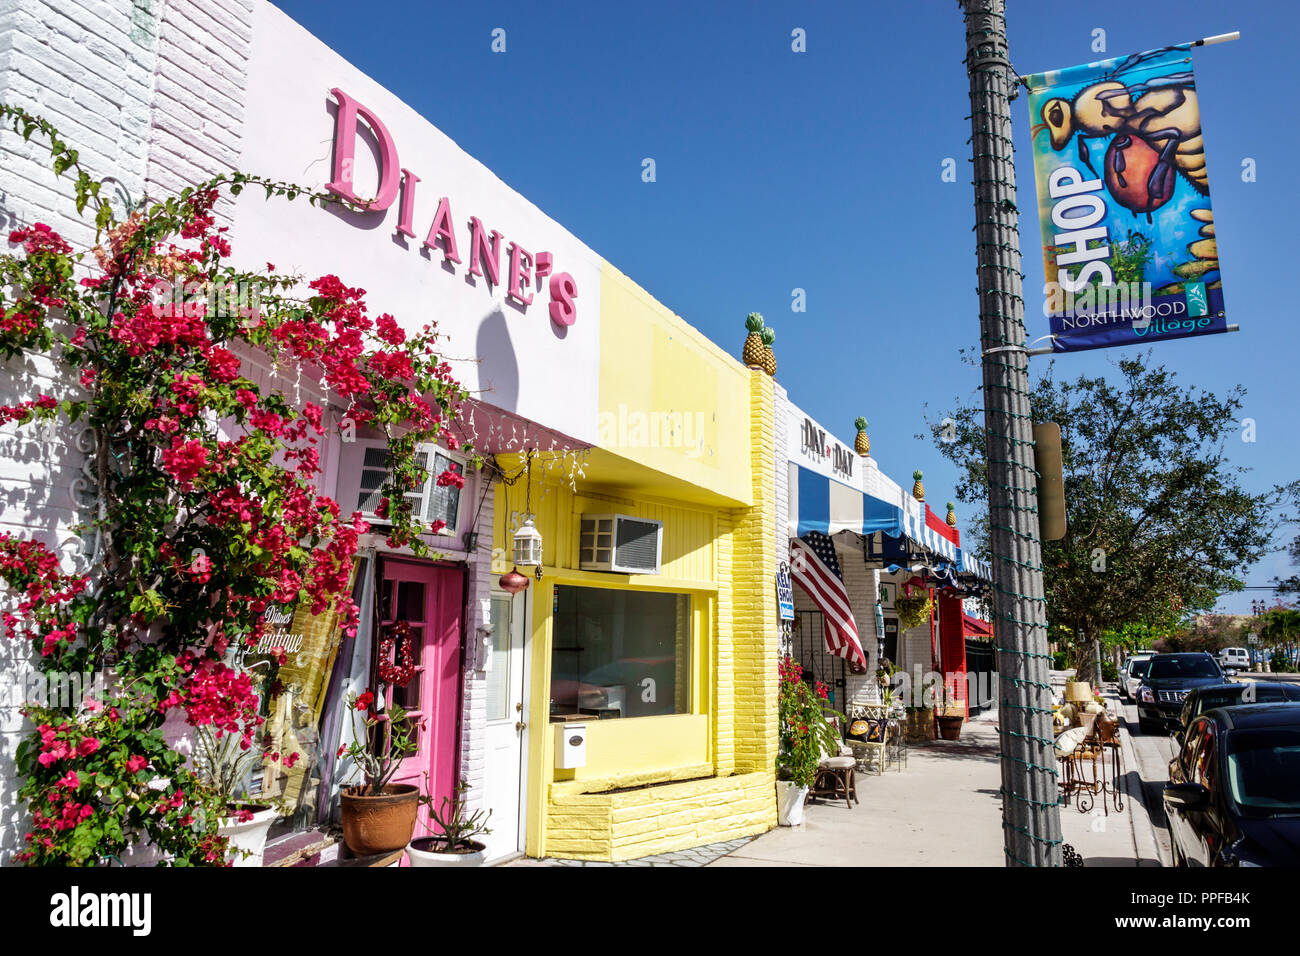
326, 88, 578, 328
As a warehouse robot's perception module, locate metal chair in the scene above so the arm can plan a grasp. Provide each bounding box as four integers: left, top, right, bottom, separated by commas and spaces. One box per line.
844, 704, 890, 776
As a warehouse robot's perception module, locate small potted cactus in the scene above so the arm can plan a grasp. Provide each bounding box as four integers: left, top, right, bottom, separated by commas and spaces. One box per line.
742, 312, 765, 369
760, 327, 776, 376
854, 417, 870, 456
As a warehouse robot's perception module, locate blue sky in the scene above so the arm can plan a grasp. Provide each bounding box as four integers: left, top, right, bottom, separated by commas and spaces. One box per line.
274, 0, 1298, 612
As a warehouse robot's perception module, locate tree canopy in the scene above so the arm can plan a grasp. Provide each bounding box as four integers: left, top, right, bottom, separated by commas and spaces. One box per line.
928, 351, 1282, 680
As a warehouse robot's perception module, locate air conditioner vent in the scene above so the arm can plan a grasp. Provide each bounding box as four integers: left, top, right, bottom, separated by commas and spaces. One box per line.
579, 514, 663, 574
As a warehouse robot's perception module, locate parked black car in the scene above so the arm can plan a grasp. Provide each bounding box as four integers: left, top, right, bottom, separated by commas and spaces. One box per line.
1135, 652, 1226, 734
1177, 681, 1300, 732
1164, 702, 1300, 866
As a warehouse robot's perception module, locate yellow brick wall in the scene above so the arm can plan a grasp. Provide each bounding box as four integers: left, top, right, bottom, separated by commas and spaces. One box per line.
545, 771, 774, 861
713, 512, 736, 776
732, 371, 779, 773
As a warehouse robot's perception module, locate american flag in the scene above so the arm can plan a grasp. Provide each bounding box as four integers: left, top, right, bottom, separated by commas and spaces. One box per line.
790, 531, 866, 669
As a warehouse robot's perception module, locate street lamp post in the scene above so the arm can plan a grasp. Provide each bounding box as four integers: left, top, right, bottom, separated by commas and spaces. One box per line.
961, 0, 1063, 867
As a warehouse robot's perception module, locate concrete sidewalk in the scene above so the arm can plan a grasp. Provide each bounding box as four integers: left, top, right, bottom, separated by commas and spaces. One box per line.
1053, 679, 1163, 868
710, 715, 1006, 866
710, 699, 1160, 868
516, 695, 1160, 867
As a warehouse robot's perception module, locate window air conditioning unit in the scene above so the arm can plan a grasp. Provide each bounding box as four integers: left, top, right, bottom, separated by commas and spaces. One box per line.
579, 514, 663, 574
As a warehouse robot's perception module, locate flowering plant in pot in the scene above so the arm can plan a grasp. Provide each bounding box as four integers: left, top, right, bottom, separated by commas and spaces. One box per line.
337, 690, 426, 856
406, 782, 492, 867
775, 656, 838, 825
192, 722, 289, 867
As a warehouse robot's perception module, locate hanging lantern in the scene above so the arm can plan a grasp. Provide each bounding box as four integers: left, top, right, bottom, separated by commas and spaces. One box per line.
513, 516, 543, 567
499, 567, 530, 594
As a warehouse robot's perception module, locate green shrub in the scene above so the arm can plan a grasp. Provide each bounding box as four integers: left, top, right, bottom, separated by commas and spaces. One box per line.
1052, 650, 1070, 671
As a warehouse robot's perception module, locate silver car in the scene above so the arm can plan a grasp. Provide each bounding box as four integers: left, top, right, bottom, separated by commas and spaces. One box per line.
1121, 654, 1155, 702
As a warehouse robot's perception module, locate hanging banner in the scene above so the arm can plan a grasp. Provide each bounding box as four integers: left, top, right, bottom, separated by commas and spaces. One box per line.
1025, 46, 1228, 353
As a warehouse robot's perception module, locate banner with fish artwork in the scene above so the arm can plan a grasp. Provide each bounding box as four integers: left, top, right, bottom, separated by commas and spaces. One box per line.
1025, 46, 1229, 353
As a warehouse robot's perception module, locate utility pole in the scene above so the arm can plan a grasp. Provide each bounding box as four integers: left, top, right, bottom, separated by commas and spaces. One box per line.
961, 0, 1063, 867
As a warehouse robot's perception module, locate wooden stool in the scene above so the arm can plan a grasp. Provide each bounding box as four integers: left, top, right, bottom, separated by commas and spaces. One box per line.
812, 757, 858, 809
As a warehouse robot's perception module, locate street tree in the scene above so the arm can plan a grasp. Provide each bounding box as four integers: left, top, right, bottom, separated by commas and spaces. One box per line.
927, 351, 1280, 682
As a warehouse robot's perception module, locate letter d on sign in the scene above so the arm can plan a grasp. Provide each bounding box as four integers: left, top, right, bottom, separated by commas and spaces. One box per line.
327, 88, 401, 212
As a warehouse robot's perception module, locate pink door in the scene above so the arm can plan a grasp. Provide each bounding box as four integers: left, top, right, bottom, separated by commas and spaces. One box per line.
378, 559, 463, 837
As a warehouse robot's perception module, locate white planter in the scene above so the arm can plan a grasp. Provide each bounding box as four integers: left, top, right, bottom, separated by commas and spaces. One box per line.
775, 781, 809, 827
219, 808, 278, 867
405, 838, 487, 867
118, 836, 171, 867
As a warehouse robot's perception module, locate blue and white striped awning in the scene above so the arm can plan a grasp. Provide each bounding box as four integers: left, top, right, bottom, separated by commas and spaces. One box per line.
789, 463, 990, 583
960, 550, 993, 582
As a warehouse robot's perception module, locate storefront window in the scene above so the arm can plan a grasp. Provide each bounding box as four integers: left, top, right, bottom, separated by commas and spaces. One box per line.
550, 586, 691, 719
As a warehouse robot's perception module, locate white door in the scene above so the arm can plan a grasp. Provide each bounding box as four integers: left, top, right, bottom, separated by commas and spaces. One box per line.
481, 591, 527, 861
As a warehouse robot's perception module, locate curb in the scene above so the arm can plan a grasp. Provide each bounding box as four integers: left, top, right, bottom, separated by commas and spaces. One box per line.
1112, 694, 1164, 868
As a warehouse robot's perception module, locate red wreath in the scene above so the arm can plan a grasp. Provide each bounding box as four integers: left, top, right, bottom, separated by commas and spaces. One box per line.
378, 621, 417, 688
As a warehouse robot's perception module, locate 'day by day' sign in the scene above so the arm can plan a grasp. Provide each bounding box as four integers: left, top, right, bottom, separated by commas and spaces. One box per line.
788, 402, 856, 485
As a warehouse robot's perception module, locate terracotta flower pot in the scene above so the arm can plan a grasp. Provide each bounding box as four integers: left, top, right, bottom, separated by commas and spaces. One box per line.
340, 784, 421, 856
936, 715, 964, 741
405, 837, 487, 867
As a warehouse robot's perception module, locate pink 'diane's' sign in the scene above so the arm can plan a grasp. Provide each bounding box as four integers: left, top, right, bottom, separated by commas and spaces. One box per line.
325, 88, 578, 328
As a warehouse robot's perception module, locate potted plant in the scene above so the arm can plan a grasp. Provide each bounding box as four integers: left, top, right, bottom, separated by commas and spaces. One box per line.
775, 656, 838, 826
894, 590, 933, 632
192, 724, 283, 867
876, 657, 897, 690
338, 689, 425, 856
903, 704, 936, 742
406, 782, 492, 867
935, 681, 965, 741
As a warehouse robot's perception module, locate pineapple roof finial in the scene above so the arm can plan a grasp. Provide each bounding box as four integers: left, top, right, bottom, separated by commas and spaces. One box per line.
761, 327, 775, 345
854, 417, 868, 431
946, 501, 957, 527
745, 312, 764, 332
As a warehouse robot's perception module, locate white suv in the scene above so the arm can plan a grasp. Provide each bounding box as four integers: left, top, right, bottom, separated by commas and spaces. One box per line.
1217, 646, 1250, 674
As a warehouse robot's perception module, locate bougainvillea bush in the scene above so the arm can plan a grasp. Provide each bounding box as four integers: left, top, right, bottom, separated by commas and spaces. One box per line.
0, 106, 469, 865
